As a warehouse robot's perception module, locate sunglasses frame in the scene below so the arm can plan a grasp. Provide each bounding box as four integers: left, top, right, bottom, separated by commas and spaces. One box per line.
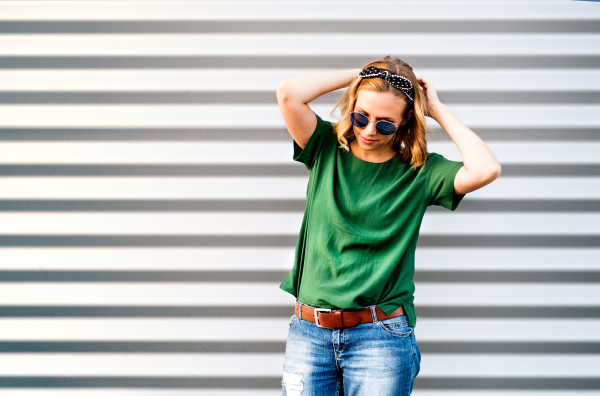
350, 111, 399, 136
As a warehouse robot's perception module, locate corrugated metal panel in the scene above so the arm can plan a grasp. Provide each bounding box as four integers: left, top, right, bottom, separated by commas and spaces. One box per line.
0, 0, 598, 393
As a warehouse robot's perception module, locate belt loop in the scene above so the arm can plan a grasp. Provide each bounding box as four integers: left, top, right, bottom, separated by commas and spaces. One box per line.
369, 305, 378, 323
298, 301, 302, 319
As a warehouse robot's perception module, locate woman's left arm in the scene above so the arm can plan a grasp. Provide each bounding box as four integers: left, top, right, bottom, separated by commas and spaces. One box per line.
417, 76, 502, 195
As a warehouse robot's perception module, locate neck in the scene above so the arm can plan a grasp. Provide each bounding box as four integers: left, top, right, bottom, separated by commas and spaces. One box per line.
350, 140, 397, 163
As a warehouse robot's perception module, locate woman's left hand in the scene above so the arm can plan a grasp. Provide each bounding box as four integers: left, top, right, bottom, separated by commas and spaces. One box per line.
416, 76, 443, 119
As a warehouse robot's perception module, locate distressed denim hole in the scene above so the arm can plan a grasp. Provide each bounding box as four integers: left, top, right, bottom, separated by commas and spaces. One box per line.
282, 371, 304, 396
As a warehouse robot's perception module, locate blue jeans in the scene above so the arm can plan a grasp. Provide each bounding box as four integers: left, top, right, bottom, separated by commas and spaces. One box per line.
282, 304, 421, 396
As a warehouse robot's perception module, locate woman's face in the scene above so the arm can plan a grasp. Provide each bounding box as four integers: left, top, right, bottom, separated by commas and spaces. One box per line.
352, 89, 412, 154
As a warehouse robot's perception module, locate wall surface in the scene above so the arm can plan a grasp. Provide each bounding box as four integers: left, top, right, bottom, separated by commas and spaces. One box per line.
0, 0, 599, 394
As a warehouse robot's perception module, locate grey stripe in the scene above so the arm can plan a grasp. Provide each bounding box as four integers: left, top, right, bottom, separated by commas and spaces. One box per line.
2, 91, 599, 104
1, 56, 599, 69
483, 165, 600, 177
1, 341, 598, 354
1, 20, 598, 34
0, 164, 307, 176
0, 306, 597, 318
0, 341, 286, 353
0, 377, 596, 389
418, 236, 600, 247
0, 164, 596, 176
418, 342, 600, 354
0, 235, 299, 247
414, 271, 600, 283
414, 378, 600, 390
0, 235, 597, 247
0, 270, 290, 282
0, 199, 597, 212
0, 128, 598, 141
431, 200, 600, 212
0, 377, 281, 389
0, 128, 291, 141
0, 270, 597, 283
0, 199, 308, 212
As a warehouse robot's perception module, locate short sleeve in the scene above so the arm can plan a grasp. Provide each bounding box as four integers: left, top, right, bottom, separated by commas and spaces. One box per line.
426, 152, 466, 211
292, 110, 334, 170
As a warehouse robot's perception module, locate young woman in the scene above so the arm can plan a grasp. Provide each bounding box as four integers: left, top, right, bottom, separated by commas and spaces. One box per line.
275, 56, 501, 396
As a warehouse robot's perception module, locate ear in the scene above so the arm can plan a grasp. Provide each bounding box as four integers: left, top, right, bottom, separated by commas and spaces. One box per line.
400, 109, 415, 125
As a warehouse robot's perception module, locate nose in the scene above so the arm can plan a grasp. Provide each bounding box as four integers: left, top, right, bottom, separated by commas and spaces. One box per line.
364, 121, 378, 136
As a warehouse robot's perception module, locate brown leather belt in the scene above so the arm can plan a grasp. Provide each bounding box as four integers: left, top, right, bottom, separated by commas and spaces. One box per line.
295, 301, 405, 329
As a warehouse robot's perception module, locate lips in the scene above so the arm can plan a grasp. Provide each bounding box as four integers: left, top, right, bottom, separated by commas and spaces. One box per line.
360, 135, 376, 144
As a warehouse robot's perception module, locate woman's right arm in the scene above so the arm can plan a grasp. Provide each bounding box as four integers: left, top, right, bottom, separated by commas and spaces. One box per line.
275, 68, 361, 149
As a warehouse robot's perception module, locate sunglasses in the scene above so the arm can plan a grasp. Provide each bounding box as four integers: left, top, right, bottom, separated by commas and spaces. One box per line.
350, 112, 399, 136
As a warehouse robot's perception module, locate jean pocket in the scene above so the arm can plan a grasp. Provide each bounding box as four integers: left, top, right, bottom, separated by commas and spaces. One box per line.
377, 315, 412, 337
288, 314, 299, 331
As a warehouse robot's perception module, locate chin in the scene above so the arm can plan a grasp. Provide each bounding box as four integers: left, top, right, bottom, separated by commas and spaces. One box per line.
358, 141, 379, 150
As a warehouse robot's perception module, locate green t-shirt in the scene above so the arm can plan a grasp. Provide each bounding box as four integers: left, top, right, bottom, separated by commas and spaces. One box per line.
279, 111, 466, 328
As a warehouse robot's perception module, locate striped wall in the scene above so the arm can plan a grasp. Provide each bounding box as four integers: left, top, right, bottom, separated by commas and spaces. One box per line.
0, 0, 599, 394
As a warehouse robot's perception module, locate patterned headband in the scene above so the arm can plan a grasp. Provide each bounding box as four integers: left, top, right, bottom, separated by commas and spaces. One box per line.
357, 66, 414, 104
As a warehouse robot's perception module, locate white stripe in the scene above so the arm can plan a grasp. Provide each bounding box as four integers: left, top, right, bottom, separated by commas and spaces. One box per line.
413, 392, 600, 396
2, 69, 600, 92
0, 318, 291, 341
0, 247, 597, 271
0, 142, 296, 165
0, 353, 598, 377
415, 319, 600, 342
0, 177, 310, 199
0, 283, 296, 306
0, 212, 306, 235
0, 1, 598, 21
415, 248, 600, 271
0, 391, 595, 396
0, 391, 282, 396
0, 247, 297, 270
5, 392, 591, 396
0, 34, 598, 56
0, 69, 316, 92
0, 353, 286, 376
420, 213, 600, 236
0, 392, 281, 396
0, 283, 597, 306
415, 284, 600, 306
0, 141, 598, 165
420, 355, 600, 378
428, 141, 600, 164
0, 104, 598, 128
1, 318, 599, 342
467, 177, 600, 200
0, 177, 598, 200
0, 212, 597, 235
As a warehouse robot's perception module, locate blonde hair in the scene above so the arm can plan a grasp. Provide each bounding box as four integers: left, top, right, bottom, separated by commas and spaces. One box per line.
331, 55, 431, 172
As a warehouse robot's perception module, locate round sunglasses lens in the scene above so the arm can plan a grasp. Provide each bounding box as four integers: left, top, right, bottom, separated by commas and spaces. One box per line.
377, 121, 397, 136
351, 112, 369, 128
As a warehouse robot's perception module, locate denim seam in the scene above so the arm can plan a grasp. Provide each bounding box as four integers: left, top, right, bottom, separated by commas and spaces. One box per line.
332, 330, 341, 372
410, 330, 417, 378
289, 315, 299, 331
377, 321, 412, 337
335, 375, 342, 396
337, 329, 347, 354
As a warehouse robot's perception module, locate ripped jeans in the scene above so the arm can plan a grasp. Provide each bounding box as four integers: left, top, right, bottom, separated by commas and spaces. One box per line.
282, 304, 421, 396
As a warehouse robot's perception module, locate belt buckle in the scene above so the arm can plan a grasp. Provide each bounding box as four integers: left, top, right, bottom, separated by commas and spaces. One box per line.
313, 308, 332, 328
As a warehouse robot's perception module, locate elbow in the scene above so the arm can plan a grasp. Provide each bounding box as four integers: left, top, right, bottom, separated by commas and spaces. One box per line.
487, 162, 502, 182
276, 80, 292, 103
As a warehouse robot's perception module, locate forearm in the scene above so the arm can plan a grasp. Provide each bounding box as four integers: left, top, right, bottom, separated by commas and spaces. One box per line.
277, 68, 361, 104
430, 103, 501, 177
